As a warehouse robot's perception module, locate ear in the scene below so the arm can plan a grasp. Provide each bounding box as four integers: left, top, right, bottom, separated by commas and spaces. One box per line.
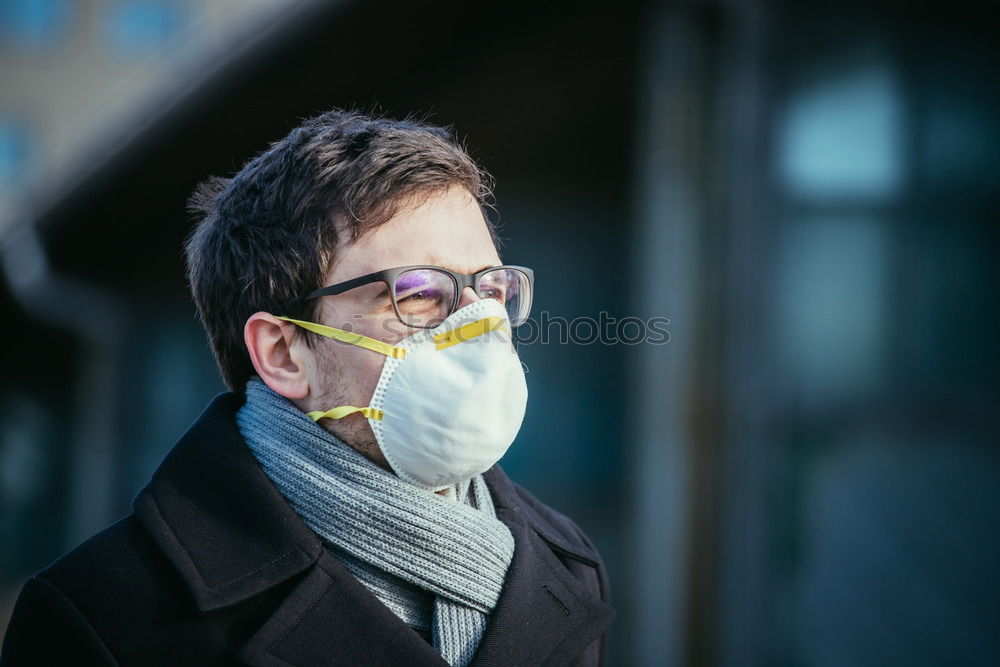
244, 312, 310, 400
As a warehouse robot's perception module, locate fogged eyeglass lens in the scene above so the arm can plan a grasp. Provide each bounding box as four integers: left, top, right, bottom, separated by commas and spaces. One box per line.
479, 268, 531, 326
394, 269, 455, 326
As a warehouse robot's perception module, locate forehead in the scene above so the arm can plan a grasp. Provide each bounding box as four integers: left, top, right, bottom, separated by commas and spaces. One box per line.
325, 187, 501, 284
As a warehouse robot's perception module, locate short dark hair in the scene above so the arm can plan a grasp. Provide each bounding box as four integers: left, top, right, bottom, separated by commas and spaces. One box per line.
185, 109, 495, 391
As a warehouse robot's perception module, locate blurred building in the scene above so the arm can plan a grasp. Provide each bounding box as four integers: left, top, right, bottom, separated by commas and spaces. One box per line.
1, 1, 998, 665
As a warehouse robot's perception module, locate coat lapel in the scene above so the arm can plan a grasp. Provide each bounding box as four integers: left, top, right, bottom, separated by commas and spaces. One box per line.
473, 470, 615, 666
239, 552, 447, 667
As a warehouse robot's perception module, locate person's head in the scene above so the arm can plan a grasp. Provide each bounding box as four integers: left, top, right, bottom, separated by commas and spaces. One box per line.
185, 109, 502, 461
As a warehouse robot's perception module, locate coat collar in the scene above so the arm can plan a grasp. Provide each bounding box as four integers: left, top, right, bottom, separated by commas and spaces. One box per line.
134, 393, 613, 666
133, 393, 324, 612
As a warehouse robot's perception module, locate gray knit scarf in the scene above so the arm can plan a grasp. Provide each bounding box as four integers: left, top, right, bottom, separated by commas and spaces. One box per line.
237, 379, 515, 666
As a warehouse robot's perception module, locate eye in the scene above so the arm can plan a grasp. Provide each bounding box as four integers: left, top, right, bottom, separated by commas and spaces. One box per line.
479, 285, 506, 302
398, 287, 446, 307
372, 287, 394, 307
392, 269, 455, 323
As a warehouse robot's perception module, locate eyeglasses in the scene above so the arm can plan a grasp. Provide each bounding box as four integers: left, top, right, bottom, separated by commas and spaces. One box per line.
304, 265, 534, 329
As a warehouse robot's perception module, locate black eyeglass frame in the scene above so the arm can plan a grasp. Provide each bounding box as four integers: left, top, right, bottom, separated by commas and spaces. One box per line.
303, 264, 535, 329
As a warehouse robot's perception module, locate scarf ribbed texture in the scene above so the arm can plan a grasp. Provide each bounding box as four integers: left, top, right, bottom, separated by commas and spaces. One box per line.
237, 380, 514, 666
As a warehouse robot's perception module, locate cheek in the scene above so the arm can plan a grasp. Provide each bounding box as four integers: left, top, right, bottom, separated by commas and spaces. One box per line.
318, 343, 387, 403
355, 350, 388, 399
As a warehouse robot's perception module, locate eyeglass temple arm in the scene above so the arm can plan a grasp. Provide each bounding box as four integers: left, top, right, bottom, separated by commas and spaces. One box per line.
303, 269, 392, 300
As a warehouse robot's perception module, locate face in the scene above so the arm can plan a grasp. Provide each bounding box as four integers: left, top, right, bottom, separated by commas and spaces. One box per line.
292, 186, 501, 467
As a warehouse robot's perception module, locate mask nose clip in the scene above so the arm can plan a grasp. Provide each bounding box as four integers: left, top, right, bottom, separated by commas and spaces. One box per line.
432, 316, 507, 351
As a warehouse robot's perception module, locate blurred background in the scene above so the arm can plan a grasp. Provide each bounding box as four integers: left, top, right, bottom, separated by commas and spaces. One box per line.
1, 0, 998, 665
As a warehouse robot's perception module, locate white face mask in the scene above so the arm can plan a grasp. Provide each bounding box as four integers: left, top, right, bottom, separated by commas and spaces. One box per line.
279, 298, 528, 491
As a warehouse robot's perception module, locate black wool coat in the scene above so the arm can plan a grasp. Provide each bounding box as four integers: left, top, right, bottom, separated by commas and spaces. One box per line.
1, 394, 615, 666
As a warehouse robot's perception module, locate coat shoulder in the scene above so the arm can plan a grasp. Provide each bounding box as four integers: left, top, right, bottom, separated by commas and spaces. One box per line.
2, 515, 175, 666
39, 514, 174, 612
1, 575, 118, 665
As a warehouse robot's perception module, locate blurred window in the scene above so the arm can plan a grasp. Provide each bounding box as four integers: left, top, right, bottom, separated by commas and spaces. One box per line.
778, 59, 903, 202
101, 0, 186, 56
0, 0, 71, 50
0, 115, 31, 187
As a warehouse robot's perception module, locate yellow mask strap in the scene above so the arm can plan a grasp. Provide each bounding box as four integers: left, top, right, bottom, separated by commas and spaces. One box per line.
433, 316, 507, 351
307, 405, 384, 422
277, 316, 407, 359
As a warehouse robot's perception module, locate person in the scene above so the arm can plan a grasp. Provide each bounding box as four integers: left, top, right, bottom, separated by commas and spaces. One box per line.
1, 109, 614, 666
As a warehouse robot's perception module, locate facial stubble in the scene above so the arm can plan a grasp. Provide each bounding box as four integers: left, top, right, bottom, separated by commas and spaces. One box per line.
310, 338, 390, 471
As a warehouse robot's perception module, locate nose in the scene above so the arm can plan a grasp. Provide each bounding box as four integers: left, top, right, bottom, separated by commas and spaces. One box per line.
456, 285, 480, 310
